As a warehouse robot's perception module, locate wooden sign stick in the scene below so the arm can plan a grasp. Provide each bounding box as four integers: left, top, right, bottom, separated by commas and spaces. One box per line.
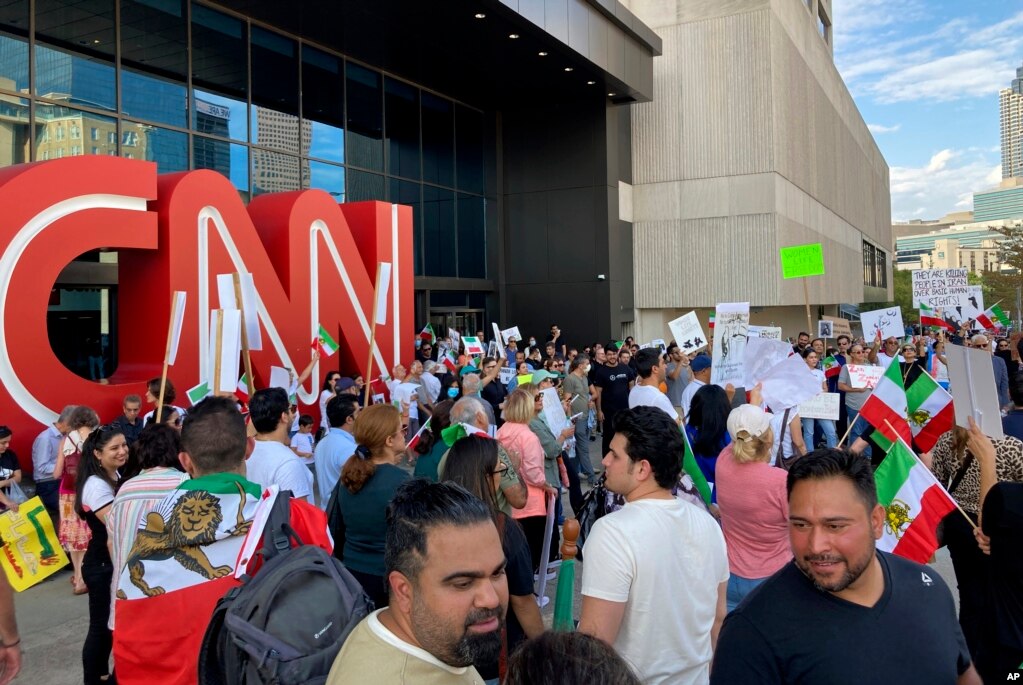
155, 292, 181, 423
213, 310, 225, 397
233, 273, 255, 397
802, 278, 812, 337
364, 263, 385, 408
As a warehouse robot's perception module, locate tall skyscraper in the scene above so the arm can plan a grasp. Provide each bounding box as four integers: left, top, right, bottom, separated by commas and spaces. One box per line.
1000, 62, 1023, 179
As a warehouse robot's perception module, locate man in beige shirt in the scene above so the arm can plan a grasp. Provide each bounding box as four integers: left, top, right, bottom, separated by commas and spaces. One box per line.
327, 480, 509, 685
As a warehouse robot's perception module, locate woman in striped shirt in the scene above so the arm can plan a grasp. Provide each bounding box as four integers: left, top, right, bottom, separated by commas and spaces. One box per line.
106, 424, 189, 629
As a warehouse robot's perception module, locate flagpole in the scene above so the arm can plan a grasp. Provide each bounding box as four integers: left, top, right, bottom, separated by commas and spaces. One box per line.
156, 292, 181, 424
213, 310, 224, 398
802, 278, 812, 336
364, 263, 384, 408
233, 273, 255, 397
882, 420, 977, 530
836, 414, 858, 448
405, 417, 431, 450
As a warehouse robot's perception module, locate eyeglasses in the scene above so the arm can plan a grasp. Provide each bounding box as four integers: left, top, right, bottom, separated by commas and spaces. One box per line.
998, 344, 1009, 349
492, 465, 509, 475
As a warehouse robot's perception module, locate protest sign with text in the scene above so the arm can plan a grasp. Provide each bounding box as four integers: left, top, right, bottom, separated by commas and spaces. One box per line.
0, 498, 68, 591
667, 311, 708, 353
822, 315, 852, 338
779, 243, 825, 279
860, 307, 905, 341
747, 326, 783, 340
911, 268, 970, 309
711, 302, 750, 387
846, 364, 884, 389
798, 393, 841, 420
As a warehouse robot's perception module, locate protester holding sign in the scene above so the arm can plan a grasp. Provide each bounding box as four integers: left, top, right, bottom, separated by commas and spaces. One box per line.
799, 348, 837, 449
837, 344, 876, 456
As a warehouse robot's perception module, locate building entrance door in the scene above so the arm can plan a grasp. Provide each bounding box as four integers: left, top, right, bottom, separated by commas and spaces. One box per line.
429, 309, 485, 343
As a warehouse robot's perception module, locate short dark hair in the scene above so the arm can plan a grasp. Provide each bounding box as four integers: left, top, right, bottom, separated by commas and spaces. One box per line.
147, 377, 176, 405
836, 334, 851, 344
326, 394, 359, 429
505, 632, 642, 685
634, 348, 662, 379
123, 394, 142, 406
786, 448, 878, 512
249, 387, 289, 434
181, 396, 246, 474
798, 332, 809, 339
133, 424, 183, 471
612, 407, 683, 489
385, 479, 494, 588
298, 414, 314, 428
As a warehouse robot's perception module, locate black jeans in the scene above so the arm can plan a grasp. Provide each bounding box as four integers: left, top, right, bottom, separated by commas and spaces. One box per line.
563, 455, 584, 516
944, 511, 987, 661
34, 479, 60, 520
81, 562, 114, 685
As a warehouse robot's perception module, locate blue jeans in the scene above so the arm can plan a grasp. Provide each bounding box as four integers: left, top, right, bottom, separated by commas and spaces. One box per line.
846, 408, 871, 458
802, 418, 837, 449
727, 573, 767, 612
574, 418, 594, 479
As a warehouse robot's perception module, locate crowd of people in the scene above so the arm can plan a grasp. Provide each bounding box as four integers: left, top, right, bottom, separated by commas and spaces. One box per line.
3, 320, 1022, 684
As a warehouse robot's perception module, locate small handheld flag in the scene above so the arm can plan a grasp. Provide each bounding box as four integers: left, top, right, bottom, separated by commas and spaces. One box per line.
312, 324, 339, 358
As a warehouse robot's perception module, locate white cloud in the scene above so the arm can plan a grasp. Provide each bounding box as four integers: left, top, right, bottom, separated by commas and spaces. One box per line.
867, 123, 901, 134
889, 149, 1000, 220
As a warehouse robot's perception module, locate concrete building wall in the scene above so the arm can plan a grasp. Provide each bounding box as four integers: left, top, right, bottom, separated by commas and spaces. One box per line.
625, 0, 891, 342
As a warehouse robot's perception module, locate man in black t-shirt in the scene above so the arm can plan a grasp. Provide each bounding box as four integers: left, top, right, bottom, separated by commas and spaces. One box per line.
712, 449, 978, 685
593, 344, 636, 466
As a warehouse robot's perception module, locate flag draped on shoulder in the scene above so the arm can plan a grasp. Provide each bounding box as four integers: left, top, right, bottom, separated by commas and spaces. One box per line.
903, 371, 953, 452
874, 438, 956, 563
681, 427, 712, 505
858, 359, 911, 450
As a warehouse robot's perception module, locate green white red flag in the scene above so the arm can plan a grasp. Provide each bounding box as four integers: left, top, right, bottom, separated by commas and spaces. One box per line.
311, 324, 339, 358
919, 304, 955, 332
822, 355, 841, 379
903, 371, 954, 452
986, 304, 1010, 328
681, 427, 712, 505
419, 323, 436, 344
874, 437, 957, 563
858, 359, 912, 447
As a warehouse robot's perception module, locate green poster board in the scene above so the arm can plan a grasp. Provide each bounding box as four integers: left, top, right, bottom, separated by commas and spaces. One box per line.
779, 243, 825, 279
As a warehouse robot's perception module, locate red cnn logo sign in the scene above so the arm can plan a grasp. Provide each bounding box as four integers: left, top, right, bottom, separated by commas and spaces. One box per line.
0, 157, 413, 470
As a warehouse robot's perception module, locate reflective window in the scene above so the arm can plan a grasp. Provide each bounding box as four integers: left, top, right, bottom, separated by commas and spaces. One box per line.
0, 94, 28, 166
252, 106, 302, 155
456, 105, 485, 194
251, 27, 298, 115
122, 68, 186, 128
193, 89, 245, 141
252, 148, 303, 196
345, 62, 382, 171
391, 178, 422, 276
422, 92, 453, 187
35, 43, 115, 111
193, 134, 248, 198
457, 194, 485, 278
123, 121, 187, 172
306, 160, 345, 200
0, 33, 28, 94
423, 184, 455, 277
385, 77, 419, 180
120, 0, 187, 78
36, 0, 115, 58
36, 104, 115, 159
302, 45, 344, 163
191, 4, 246, 98
347, 168, 384, 202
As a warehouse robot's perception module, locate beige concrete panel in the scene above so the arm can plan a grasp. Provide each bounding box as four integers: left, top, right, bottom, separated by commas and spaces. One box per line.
679, 177, 729, 219
625, 0, 770, 29
632, 180, 681, 222
728, 173, 776, 216
619, 180, 634, 222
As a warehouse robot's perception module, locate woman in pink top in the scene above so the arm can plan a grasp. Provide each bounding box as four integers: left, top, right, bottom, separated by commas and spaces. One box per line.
498, 388, 555, 572
716, 404, 791, 611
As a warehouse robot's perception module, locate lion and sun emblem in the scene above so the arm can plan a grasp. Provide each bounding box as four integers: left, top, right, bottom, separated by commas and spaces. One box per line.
884, 498, 914, 539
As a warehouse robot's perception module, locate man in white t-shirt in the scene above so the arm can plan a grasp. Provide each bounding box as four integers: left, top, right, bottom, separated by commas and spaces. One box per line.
578, 406, 729, 685
868, 335, 902, 368
245, 387, 313, 503
628, 348, 680, 423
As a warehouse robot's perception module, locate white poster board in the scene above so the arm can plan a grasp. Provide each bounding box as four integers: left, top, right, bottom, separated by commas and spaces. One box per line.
651, 338, 667, 353
759, 353, 824, 413
492, 323, 503, 348
501, 326, 522, 343
498, 367, 516, 385
747, 326, 783, 340
912, 268, 970, 309
860, 307, 905, 341
667, 311, 708, 354
846, 364, 884, 389
540, 387, 570, 435
216, 272, 262, 351
710, 302, 750, 387
208, 309, 242, 393
798, 393, 841, 420
944, 343, 1005, 439
269, 366, 291, 392
961, 285, 986, 329
743, 338, 794, 389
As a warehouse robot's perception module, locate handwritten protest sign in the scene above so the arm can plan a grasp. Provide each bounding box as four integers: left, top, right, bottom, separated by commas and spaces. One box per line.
0, 497, 68, 591
860, 307, 905, 341
961, 285, 986, 328
711, 302, 750, 387
846, 364, 884, 389
500, 326, 521, 343
798, 393, 840, 420
667, 311, 708, 353
498, 367, 516, 385
911, 268, 970, 309
779, 243, 825, 279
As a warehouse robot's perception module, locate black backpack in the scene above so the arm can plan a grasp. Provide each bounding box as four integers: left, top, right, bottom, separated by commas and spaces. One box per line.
198, 491, 373, 685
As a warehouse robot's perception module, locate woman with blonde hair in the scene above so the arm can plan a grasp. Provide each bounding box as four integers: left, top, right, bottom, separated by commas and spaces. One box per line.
498, 388, 556, 572
327, 403, 410, 608
714, 404, 791, 611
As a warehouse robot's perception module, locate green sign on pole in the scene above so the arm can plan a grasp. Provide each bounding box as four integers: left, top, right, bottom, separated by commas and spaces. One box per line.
779, 243, 825, 279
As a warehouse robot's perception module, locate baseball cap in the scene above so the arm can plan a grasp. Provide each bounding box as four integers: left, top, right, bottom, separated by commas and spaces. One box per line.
337, 377, 356, 392
530, 369, 557, 385
727, 404, 771, 443
690, 355, 711, 373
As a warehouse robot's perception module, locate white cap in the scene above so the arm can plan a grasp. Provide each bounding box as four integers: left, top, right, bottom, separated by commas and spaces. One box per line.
727, 404, 772, 443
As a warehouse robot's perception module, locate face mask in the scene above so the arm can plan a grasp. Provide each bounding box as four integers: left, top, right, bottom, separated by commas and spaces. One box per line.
529, 339, 536, 346
447, 388, 459, 399
582, 365, 591, 374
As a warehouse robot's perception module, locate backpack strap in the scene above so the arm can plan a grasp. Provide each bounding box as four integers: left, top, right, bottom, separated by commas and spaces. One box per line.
947, 454, 975, 497
262, 490, 303, 563
775, 408, 790, 468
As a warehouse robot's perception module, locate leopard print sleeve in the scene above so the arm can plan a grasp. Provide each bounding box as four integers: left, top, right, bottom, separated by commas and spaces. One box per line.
995, 435, 1023, 485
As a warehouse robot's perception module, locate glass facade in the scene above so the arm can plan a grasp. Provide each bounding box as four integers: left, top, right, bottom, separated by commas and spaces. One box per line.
0, 0, 490, 280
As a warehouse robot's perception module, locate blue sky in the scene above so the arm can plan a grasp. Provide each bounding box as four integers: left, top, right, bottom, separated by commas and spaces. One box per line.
832, 0, 1023, 221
